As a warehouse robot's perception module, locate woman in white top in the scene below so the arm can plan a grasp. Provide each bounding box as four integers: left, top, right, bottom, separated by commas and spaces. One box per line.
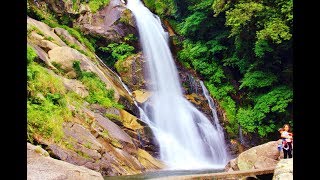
281, 124, 293, 158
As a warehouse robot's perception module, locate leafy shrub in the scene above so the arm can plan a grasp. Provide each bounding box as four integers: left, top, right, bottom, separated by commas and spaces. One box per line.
27, 45, 37, 65
27, 62, 71, 143
72, 61, 123, 109
88, 0, 110, 13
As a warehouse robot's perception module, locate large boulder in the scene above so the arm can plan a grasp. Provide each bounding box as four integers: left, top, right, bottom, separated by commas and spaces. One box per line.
118, 95, 140, 116
119, 109, 143, 131
48, 46, 94, 72
225, 141, 280, 171
27, 143, 103, 180
272, 158, 293, 180
46, 122, 104, 170
115, 52, 147, 91
44, 0, 89, 15
136, 149, 165, 170
28, 31, 60, 52
76, 0, 137, 44
27, 16, 66, 47
44, 119, 159, 176
27, 43, 57, 70
47, 46, 124, 100
54, 27, 89, 53
62, 77, 89, 98
132, 90, 151, 104
63, 122, 103, 151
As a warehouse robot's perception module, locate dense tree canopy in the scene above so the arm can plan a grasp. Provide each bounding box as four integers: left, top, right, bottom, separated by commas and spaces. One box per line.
144, 0, 293, 139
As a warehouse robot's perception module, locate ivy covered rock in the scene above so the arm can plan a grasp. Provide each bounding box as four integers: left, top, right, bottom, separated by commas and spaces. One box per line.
115, 52, 147, 91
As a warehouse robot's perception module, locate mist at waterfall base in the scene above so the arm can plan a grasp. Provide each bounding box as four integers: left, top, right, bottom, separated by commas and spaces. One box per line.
126, 0, 230, 170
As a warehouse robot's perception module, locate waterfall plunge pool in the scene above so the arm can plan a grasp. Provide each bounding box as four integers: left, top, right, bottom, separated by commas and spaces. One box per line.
104, 168, 224, 179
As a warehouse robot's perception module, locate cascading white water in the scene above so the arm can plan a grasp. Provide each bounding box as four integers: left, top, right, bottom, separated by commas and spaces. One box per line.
200, 81, 229, 162
127, 0, 229, 169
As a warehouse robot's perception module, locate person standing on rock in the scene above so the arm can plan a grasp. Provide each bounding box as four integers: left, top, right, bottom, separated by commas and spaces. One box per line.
281, 124, 293, 158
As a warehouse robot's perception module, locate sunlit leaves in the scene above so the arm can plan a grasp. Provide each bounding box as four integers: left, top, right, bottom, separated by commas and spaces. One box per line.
178, 12, 207, 36
240, 71, 277, 90
225, 2, 264, 37
256, 18, 292, 44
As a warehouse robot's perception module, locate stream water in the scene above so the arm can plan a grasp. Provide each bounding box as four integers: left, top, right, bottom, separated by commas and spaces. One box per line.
104, 168, 224, 179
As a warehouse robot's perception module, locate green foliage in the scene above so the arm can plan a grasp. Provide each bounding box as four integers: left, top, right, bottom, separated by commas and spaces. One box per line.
72, 61, 123, 109
27, 62, 71, 143
73, 60, 82, 78
60, 25, 95, 53
124, 34, 137, 42
72, 0, 79, 11
27, 99, 70, 143
143, 0, 177, 17
27, 3, 60, 28
27, 63, 66, 96
188, 0, 214, 11
212, 0, 231, 16
81, 72, 116, 108
254, 40, 273, 58
239, 71, 277, 90
256, 18, 292, 44
237, 86, 292, 136
178, 39, 227, 83
119, 9, 132, 25
173, 0, 292, 139
206, 82, 235, 100
254, 86, 293, 114
32, 26, 45, 36
225, 2, 264, 37
178, 12, 207, 36
114, 58, 127, 73
27, 1, 96, 57
57, 29, 96, 60
59, 14, 73, 26
27, 45, 37, 65
280, 0, 293, 22
28, 0, 73, 26
206, 82, 236, 120
44, 36, 54, 42
105, 113, 121, 121
99, 43, 134, 61
88, 0, 110, 13
101, 130, 111, 139
52, 62, 68, 74
236, 107, 257, 133
98, 42, 135, 68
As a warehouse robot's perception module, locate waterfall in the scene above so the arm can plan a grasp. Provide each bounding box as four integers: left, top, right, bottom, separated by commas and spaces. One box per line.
200, 81, 229, 162
239, 124, 244, 144
127, 0, 229, 169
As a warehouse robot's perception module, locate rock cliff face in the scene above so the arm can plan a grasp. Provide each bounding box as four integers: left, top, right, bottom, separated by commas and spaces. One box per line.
27, 15, 163, 177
